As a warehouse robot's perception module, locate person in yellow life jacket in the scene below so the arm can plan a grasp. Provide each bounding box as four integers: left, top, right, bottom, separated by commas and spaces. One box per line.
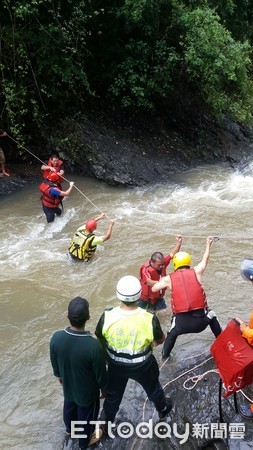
69, 212, 115, 262
235, 258, 253, 420
95, 275, 173, 428
152, 237, 222, 359
39, 172, 74, 223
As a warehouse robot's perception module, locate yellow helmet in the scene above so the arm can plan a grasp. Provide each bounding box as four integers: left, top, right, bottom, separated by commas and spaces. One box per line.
173, 252, 191, 271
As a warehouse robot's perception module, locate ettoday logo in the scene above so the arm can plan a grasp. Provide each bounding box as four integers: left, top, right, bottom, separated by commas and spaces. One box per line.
71, 420, 246, 442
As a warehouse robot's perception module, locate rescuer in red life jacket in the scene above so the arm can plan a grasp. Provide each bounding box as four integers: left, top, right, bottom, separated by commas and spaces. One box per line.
39, 172, 74, 223
41, 151, 65, 183
138, 235, 182, 312
235, 258, 253, 420
152, 237, 222, 359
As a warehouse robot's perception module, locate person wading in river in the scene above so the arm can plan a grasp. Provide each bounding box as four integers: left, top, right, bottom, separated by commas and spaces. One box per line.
138, 235, 182, 312
68, 213, 115, 261
152, 237, 222, 358
39, 172, 74, 223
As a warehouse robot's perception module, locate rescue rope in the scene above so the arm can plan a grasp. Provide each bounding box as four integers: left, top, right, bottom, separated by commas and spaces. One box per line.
3, 131, 104, 214
165, 233, 253, 242
238, 390, 253, 404
140, 354, 213, 423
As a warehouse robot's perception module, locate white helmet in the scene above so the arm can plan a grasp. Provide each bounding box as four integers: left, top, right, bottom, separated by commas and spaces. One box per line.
116, 275, 142, 303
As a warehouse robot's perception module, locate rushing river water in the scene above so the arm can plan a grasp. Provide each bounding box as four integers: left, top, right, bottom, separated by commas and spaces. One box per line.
1, 160, 253, 450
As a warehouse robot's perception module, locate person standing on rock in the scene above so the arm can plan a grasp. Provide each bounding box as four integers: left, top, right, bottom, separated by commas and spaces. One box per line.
50, 297, 107, 449
0, 130, 9, 176
68, 213, 115, 262
138, 235, 182, 311
152, 237, 222, 358
95, 275, 173, 430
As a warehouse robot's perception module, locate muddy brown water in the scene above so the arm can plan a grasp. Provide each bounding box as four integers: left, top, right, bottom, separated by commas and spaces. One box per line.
1, 162, 253, 449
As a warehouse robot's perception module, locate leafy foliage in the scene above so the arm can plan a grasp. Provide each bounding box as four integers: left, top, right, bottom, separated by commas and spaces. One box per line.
1, 0, 253, 142
177, 6, 253, 121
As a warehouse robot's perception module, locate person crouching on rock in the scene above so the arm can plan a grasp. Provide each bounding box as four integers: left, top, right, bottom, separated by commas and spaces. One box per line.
152, 237, 222, 359
68, 212, 114, 262
39, 172, 74, 223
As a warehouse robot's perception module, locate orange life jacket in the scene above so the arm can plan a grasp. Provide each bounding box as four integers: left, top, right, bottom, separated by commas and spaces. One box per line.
170, 268, 207, 314
140, 261, 167, 303
39, 180, 62, 208
42, 158, 64, 179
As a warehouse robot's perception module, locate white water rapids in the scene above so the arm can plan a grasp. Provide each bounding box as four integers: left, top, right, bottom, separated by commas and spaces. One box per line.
1, 160, 253, 449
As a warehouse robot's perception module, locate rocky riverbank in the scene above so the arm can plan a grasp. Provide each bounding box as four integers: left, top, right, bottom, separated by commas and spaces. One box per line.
1, 105, 253, 197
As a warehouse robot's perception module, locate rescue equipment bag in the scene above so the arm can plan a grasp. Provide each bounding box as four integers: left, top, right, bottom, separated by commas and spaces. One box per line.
210, 319, 253, 398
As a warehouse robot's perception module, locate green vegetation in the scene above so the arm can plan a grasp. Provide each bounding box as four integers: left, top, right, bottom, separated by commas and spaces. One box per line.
1, 0, 253, 141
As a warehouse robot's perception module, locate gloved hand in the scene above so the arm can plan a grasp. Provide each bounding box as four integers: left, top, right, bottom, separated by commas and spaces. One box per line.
70, 181, 74, 187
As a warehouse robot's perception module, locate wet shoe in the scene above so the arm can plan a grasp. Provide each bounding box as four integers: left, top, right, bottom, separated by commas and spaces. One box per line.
158, 398, 173, 420
88, 427, 104, 446
239, 404, 253, 419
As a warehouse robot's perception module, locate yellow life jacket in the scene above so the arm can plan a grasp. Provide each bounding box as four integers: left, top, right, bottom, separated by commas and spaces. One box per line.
102, 307, 154, 364
68, 228, 97, 261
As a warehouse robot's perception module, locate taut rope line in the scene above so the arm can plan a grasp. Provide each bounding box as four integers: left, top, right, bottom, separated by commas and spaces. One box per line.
3, 131, 104, 214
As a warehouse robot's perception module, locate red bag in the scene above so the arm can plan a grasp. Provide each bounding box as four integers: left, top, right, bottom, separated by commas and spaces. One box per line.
210, 319, 253, 397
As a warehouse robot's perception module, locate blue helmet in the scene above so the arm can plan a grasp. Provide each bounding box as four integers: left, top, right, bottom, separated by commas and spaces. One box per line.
241, 259, 253, 281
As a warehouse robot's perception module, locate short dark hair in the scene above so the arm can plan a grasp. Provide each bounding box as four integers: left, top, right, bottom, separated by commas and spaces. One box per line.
51, 151, 60, 159
121, 300, 138, 306
68, 297, 89, 327
151, 252, 164, 262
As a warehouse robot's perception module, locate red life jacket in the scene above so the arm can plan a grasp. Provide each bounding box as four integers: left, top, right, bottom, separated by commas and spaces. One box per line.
42, 158, 64, 179
140, 261, 167, 303
39, 181, 62, 208
170, 268, 207, 314
211, 319, 253, 397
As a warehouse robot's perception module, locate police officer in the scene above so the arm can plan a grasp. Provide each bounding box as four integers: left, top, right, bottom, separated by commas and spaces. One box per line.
95, 275, 172, 426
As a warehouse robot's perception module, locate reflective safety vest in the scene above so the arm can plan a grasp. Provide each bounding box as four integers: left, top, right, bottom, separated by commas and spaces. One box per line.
43, 158, 64, 179
170, 268, 207, 314
39, 180, 62, 208
139, 261, 167, 303
102, 307, 154, 364
68, 228, 97, 261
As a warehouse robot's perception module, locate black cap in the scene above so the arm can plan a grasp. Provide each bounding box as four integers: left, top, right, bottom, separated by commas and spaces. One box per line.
68, 297, 89, 321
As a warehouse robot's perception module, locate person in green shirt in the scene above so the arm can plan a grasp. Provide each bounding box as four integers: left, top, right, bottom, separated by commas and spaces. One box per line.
50, 297, 107, 449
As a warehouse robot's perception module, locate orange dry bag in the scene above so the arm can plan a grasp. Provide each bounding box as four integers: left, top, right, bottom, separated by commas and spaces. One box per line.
210, 319, 253, 398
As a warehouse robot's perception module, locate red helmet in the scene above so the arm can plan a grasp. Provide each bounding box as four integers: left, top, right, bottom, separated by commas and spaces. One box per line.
85, 219, 97, 232
47, 172, 60, 183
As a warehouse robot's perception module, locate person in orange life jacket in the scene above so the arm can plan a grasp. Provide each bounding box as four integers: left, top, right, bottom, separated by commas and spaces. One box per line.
152, 237, 222, 358
95, 276, 173, 427
69, 212, 115, 261
138, 235, 182, 311
40, 172, 74, 223
234, 258, 253, 420
41, 151, 65, 182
